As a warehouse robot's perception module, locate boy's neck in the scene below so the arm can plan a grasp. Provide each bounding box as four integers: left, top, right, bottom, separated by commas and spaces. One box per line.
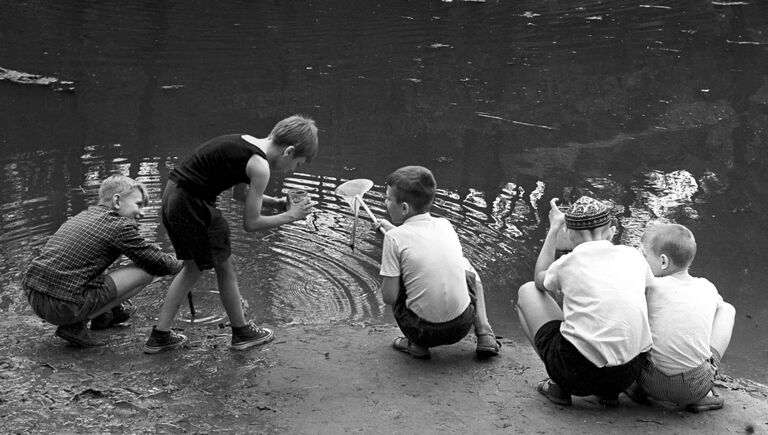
242, 134, 275, 159
662, 268, 694, 281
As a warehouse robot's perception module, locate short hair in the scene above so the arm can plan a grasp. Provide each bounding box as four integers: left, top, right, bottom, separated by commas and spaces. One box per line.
269, 115, 319, 162
98, 174, 148, 206
642, 223, 697, 269
385, 166, 436, 214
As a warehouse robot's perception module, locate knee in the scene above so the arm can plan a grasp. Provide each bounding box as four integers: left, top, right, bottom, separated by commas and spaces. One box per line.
515, 281, 538, 310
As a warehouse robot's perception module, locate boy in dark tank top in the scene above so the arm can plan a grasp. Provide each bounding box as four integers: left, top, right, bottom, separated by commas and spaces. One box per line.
144, 115, 318, 353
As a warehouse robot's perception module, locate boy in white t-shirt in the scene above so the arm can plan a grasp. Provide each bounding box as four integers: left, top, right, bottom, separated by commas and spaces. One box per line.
516, 196, 653, 407
626, 223, 735, 412
376, 166, 500, 359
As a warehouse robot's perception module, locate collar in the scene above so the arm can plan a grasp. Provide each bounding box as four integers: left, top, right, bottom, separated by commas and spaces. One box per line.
402, 212, 432, 225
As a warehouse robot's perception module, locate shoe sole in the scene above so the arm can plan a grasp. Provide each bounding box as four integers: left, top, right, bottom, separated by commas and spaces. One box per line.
143, 335, 188, 354
55, 330, 105, 347
230, 331, 275, 350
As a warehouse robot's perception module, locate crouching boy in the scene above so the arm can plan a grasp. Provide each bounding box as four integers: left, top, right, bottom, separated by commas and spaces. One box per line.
22, 175, 183, 347
516, 196, 653, 406
377, 166, 500, 359
627, 223, 736, 412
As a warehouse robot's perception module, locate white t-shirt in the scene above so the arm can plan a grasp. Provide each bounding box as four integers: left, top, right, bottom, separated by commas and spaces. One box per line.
647, 275, 723, 375
380, 213, 470, 323
544, 240, 653, 367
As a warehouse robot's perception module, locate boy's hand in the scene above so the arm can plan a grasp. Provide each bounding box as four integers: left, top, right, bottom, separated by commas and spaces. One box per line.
286, 199, 315, 220
548, 198, 566, 229
375, 219, 395, 233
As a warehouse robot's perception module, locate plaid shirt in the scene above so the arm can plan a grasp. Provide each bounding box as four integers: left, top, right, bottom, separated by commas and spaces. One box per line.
22, 205, 183, 304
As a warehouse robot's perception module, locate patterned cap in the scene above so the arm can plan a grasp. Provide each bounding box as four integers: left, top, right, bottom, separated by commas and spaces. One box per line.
565, 196, 611, 230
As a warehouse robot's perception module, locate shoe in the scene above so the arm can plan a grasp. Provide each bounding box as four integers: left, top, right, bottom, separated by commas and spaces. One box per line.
687, 389, 724, 413
56, 322, 105, 347
91, 301, 137, 330
537, 378, 572, 406
231, 322, 274, 350
599, 394, 620, 408
624, 381, 652, 405
143, 326, 188, 354
392, 336, 431, 359
475, 331, 501, 358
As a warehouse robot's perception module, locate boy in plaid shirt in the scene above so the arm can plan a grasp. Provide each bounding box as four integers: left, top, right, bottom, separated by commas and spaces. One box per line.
22, 175, 183, 347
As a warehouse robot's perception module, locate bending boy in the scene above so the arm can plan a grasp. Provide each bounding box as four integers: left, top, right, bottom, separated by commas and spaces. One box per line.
22, 175, 183, 347
144, 115, 318, 353
377, 166, 500, 359
627, 223, 735, 412
516, 196, 652, 406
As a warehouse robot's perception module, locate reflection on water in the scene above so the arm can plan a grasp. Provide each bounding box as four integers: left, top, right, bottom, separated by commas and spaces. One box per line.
1, 0, 767, 384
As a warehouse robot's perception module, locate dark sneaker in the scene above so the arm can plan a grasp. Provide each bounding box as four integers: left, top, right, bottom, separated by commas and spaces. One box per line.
56, 322, 105, 347
143, 326, 188, 354
91, 301, 137, 330
231, 322, 274, 350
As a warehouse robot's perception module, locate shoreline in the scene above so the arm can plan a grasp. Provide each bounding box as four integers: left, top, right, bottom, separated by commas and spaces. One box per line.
1, 312, 766, 434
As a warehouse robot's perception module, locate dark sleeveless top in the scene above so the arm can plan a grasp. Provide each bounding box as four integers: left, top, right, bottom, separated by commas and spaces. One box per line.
170, 134, 266, 202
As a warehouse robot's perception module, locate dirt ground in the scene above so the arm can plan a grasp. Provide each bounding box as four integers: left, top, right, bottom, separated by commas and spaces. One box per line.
1, 311, 766, 434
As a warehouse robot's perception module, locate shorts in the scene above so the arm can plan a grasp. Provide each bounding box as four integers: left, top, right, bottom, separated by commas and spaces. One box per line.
25, 275, 117, 326
637, 348, 720, 406
534, 320, 648, 397
392, 270, 478, 348
162, 180, 231, 270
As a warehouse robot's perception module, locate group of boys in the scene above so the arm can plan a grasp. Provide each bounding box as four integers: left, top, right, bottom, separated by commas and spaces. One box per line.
21, 115, 733, 413
516, 196, 735, 412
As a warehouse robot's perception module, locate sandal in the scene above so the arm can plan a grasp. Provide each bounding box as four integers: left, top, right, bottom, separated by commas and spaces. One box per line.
537, 378, 572, 406
392, 337, 431, 359
475, 332, 501, 357
686, 389, 724, 413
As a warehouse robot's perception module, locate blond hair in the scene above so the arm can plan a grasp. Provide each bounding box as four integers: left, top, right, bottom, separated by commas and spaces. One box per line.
98, 174, 148, 206
642, 223, 697, 269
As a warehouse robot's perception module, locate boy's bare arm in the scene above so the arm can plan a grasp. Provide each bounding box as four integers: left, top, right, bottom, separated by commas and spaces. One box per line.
534, 198, 566, 290
233, 183, 287, 210
242, 156, 311, 232
380, 276, 400, 305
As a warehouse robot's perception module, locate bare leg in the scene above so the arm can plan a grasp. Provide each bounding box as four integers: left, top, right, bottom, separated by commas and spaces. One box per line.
470, 274, 492, 334
215, 256, 247, 328
710, 302, 736, 359
155, 260, 203, 331
515, 281, 563, 351
88, 266, 154, 319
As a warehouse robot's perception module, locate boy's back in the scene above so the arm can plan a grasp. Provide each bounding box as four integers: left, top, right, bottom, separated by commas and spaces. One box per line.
544, 240, 652, 367
381, 213, 469, 323
646, 276, 721, 374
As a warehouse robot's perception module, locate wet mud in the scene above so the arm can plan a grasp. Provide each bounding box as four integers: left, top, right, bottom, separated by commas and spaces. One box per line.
1, 311, 766, 434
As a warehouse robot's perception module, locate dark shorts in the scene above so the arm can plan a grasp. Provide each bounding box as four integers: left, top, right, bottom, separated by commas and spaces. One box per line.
162, 180, 231, 270
393, 271, 478, 348
535, 320, 648, 397
26, 275, 117, 326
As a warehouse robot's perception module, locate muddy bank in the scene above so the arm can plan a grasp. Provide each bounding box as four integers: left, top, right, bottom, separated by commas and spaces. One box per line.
1, 311, 766, 434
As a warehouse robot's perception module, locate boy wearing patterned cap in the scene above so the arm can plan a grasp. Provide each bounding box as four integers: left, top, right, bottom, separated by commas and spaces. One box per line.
625, 223, 735, 412
516, 195, 653, 407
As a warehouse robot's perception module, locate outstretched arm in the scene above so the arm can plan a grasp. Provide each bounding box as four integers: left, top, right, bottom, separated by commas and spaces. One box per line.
242, 155, 312, 231
534, 198, 566, 290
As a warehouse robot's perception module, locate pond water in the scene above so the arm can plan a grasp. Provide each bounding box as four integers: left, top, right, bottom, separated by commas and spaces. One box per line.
1, 0, 767, 384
